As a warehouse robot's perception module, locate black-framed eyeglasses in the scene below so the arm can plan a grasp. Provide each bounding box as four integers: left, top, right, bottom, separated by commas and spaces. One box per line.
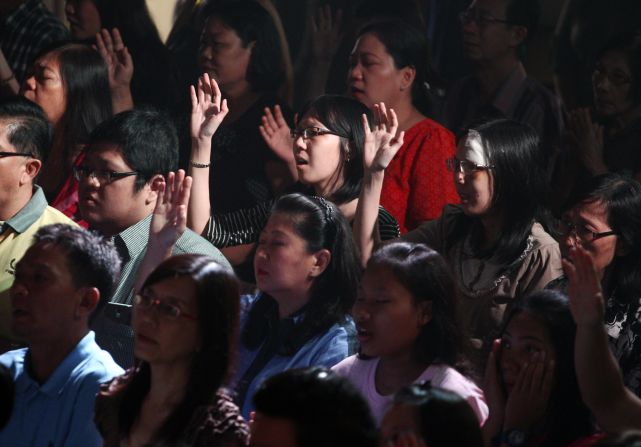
446, 156, 493, 175
0, 151, 32, 159
290, 126, 347, 140
556, 219, 617, 243
133, 292, 198, 321
458, 8, 512, 26
592, 66, 632, 87
72, 165, 138, 184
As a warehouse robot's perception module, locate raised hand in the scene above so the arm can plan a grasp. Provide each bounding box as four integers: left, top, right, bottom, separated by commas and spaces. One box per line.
259, 105, 293, 162
190, 73, 229, 141
362, 102, 405, 174
563, 246, 605, 326
96, 28, 133, 92
150, 170, 193, 250
503, 351, 555, 432
309, 5, 343, 62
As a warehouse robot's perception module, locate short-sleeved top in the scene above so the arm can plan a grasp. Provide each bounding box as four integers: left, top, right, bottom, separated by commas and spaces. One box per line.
95, 369, 249, 447
332, 355, 488, 425
380, 118, 458, 233
443, 63, 564, 163
232, 293, 352, 418
209, 95, 292, 213
0, 186, 77, 346
91, 214, 231, 369
0, 0, 69, 83
403, 205, 563, 341
0, 331, 123, 447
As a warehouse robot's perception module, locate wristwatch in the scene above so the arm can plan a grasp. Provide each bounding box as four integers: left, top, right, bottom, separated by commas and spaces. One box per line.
502, 429, 528, 447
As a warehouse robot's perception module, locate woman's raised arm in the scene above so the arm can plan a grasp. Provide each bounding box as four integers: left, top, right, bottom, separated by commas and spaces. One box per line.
187, 73, 229, 235
565, 246, 641, 432
353, 103, 404, 266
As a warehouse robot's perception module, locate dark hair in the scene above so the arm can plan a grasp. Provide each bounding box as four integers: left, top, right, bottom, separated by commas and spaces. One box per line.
297, 95, 373, 204
450, 119, 547, 264
202, 0, 284, 92
367, 242, 471, 370
88, 108, 179, 191
596, 32, 641, 103
500, 290, 594, 445
118, 254, 240, 443
38, 43, 112, 163
564, 174, 641, 305
91, 0, 181, 109
31, 224, 121, 318
357, 19, 433, 115
505, 0, 541, 58
243, 193, 360, 354
0, 364, 14, 430
0, 96, 51, 160
253, 367, 378, 447
392, 383, 484, 447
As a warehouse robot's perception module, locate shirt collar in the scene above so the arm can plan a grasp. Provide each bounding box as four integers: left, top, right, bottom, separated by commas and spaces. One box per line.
17, 331, 96, 397
2, 186, 48, 234
110, 214, 153, 262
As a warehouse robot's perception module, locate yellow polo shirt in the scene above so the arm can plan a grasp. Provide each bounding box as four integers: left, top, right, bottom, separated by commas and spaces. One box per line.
0, 186, 78, 349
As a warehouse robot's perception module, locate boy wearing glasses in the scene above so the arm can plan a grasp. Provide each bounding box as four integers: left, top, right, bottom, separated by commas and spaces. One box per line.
0, 97, 76, 352
76, 109, 230, 368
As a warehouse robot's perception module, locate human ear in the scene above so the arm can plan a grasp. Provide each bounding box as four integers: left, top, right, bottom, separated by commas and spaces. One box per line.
75, 286, 100, 318
400, 66, 416, 92
145, 174, 165, 205
309, 249, 332, 278
509, 25, 527, 48
20, 158, 42, 184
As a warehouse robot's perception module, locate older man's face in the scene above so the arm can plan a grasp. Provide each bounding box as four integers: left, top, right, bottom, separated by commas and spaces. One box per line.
10, 242, 81, 343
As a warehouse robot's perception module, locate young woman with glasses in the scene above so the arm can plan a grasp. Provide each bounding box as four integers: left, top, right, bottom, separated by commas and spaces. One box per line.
551, 173, 641, 397
354, 116, 563, 349
186, 75, 401, 278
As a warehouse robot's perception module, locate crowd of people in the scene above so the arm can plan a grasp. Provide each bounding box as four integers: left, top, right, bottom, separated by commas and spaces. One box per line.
1, 0, 641, 445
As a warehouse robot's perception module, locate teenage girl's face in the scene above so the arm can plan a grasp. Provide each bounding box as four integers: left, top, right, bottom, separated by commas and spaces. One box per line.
65, 0, 102, 41
348, 33, 411, 109
254, 212, 327, 306
593, 49, 636, 119
132, 276, 202, 366
453, 135, 494, 217
379, 403, 422, 447
499, 312, 557, 395
22, 52, 67, 127
292, 114, 345, 195
199, 16, 252, 93
352, 264, 430, 360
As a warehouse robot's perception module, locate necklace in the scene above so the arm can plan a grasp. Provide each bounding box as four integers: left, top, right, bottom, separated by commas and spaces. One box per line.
457, 235, 535, 297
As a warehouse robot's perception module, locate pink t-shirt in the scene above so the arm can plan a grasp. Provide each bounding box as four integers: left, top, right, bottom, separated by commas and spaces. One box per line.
332, 355, 488, 425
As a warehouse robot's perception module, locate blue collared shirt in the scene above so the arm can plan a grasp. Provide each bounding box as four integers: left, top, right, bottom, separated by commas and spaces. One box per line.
232, 294, 353, 418
0, 331, 124, 447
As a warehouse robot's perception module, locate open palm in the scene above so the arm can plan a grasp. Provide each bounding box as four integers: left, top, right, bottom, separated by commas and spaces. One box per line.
362, 102, 405, 173
190, 73, 229, 140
